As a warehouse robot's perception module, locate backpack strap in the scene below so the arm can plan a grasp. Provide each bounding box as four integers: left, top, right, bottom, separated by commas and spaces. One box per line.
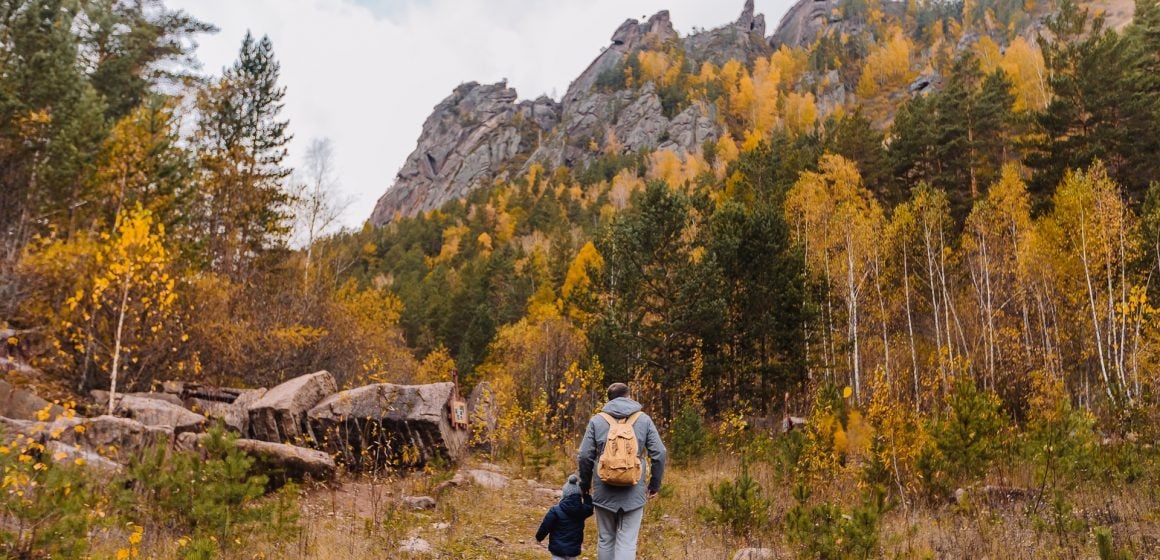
598, 412, 643, 425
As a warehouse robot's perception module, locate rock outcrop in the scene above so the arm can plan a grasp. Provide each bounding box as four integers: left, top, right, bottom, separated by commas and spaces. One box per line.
368, 5, 767, 226
684, 0, 770, 66
1, 415, 171, 464
247, 370, 336, 444
0, 378, 64, 421
368, 82, 561, 225
307, 382, 468, 469
769, 0, 841, 49
111, 394, 207, 434
92, 389, 184, 407
187, 387, 267, 434
770, 0, 906, 50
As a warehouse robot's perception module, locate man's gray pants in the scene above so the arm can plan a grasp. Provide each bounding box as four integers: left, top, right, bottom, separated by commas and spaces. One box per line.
595, 505, 644, 560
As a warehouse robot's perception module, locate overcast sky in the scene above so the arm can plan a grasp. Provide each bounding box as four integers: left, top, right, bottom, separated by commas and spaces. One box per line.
167, 0, 796, 229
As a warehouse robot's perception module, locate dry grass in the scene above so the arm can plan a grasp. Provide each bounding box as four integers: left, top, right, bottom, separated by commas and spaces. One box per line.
89, 447, 1160, 559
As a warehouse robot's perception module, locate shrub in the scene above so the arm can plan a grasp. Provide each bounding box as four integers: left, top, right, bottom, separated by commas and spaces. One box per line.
129, 428, 299, 558
0, 432, 108, 558
1023, 372, 1096, 544
0, 404, 116, 559
669, 405, 709, 465
1096, 526, 1132, 560
919, 378, 1005, 497
697, 460, 770, 537
784, 483, 891, 560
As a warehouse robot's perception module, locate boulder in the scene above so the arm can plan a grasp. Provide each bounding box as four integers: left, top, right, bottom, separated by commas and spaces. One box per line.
0, 416, 37, 444
464, 469, 510, 490
176, 432, 337, 480
434, 471, 466, 493
0, 379, 65, 421
60, 415, 172, 463
92, 389, 184, 407
247, 371, 336, 444
398, 537, 432, 555
1, 415, 170, 464
232, 438, 336, 480
308, 382, 468, 470
112, 394, 207, 434
781, 415, 807, 433
187, 388, 267, 434
535, 487, 563, 500
45, 440, 122, 474
466, 382, 497, 451
402, 495, 437, 510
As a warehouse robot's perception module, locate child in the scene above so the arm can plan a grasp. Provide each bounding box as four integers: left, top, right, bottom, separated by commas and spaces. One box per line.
535, 474, 594, 560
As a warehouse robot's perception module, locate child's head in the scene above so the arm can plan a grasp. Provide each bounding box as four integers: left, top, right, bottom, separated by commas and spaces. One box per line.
561, 473, 581, 500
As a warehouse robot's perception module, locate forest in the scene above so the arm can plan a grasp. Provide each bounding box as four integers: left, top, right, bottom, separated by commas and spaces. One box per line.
2, 0, 1160, 557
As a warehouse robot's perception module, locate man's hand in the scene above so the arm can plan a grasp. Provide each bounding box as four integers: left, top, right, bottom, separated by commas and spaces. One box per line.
647, 489, 659, 501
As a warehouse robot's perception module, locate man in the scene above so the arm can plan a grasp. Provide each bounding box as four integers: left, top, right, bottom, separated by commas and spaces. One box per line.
577, 382, 667, 560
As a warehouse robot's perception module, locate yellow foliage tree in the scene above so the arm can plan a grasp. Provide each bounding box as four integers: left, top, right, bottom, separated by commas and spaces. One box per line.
785, 155, 885, 400
330, 279, 415, 386
1000, 37, 1049, 112
638, 50, 673, 85
415, 345, 456, 384
562, 241, 605, 324
96, 208, 176, 412
782, 91, 819, 136
856, 29, 915, 121
714, 133, 740, 175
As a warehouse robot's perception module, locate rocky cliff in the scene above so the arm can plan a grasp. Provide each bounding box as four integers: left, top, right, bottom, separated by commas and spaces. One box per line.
369, 1, 781, 226
368, 82, 560, 225
369, 0, 950, 225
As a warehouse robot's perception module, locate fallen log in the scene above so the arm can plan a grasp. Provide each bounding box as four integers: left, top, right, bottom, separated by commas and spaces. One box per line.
308, 382, 468, 470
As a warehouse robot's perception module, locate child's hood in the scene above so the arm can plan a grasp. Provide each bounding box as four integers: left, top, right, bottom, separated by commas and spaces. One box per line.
557, 493, 589, 517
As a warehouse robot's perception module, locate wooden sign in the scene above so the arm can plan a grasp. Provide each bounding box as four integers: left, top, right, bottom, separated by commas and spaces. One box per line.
450, 397, 468, 430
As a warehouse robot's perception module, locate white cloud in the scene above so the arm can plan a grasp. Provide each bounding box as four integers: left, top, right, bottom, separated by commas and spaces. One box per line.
166, 0, 796, 228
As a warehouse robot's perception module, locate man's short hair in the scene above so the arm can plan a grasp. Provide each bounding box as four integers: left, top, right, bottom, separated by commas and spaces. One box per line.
607, 383, 630, 400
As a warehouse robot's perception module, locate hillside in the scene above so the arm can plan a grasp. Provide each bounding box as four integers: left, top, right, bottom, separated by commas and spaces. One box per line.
2, 0, 1160, 557
368, 0, 1138, 224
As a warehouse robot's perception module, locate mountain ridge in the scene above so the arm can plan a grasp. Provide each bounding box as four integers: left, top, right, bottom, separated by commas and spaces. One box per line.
369, 0, 774, 226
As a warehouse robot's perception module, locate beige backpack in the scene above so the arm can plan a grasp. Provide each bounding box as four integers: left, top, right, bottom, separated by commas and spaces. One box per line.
596, 411, 643, 486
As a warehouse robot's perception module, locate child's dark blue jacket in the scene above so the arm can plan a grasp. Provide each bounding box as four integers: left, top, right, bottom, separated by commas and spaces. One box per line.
535, 492, 594, 557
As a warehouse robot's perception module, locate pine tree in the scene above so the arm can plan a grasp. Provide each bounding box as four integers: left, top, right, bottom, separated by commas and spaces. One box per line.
79, 0, 215, 120
0, 0, 107, 249
1123, 0, 1160, 188
1032, 0, 1138, 198
192, 32, 294, 280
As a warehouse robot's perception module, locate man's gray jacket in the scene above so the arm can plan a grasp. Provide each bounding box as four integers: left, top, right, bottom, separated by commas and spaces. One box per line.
577, 397, 667, 512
